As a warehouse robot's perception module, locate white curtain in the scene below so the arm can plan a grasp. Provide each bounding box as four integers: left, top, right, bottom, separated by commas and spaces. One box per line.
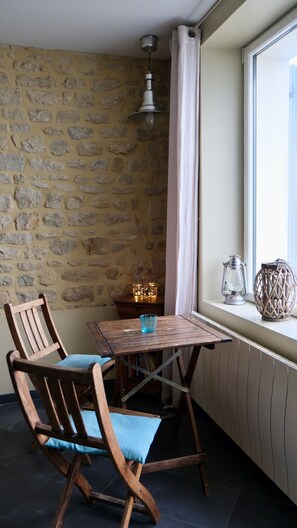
163, 26, 201, 407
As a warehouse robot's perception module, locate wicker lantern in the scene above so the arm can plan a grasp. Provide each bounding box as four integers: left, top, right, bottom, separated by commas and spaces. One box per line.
254, 259, 297, 321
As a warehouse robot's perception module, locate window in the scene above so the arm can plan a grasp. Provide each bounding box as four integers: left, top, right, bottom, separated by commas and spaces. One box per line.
243, 8, 297, 302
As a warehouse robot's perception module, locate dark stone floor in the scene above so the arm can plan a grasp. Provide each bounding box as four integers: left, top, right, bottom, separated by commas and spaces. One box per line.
1, 383, 297, 528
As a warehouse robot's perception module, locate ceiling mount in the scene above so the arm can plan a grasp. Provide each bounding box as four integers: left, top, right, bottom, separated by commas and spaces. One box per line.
128, 34, 167, 130
140, 34, 158, 53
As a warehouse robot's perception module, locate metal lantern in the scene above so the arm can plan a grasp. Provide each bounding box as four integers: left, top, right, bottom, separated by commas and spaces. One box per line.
221, 255, 247, 305
254, 259, 297, 321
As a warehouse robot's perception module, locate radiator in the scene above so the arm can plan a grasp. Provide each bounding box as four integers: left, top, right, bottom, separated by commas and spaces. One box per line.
191, 313, 297, 505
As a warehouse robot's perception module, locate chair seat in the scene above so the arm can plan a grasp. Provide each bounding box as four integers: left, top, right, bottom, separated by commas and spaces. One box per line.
46, 409, 161, 463
55, 354, 112, 369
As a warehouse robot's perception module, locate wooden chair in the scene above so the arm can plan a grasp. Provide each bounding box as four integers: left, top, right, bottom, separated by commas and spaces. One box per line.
7, 350, 161, 528
4, 294, 115, 403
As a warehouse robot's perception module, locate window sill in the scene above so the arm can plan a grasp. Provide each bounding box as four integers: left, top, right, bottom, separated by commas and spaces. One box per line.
197, 300, 297, 364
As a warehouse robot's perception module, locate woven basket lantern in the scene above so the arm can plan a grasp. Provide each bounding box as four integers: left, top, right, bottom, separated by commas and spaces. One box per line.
254, 259, 297, 321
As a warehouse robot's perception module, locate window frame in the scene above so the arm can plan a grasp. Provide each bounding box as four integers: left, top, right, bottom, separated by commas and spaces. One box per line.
243, 6, 297, 303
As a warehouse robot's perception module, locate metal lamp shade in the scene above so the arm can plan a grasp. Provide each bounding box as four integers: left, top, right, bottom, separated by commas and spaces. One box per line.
129, 73, 165, 129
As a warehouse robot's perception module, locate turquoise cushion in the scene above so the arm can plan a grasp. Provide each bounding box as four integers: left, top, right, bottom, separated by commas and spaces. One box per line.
55, 354, 112, 368
46, 410, 161, 464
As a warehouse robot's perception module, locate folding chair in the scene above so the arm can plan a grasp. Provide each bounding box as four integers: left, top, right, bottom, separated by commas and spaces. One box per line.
4, 293, 115, 403
7, 350, 161, 528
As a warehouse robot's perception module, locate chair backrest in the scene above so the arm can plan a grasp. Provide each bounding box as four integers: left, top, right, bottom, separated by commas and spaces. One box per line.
4, 294, 67, 363
7, 350, 113, 454
9, 349, 161, 468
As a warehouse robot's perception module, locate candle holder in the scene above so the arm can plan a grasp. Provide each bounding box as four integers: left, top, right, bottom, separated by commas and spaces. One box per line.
132, 282, 144, 302
143, 282, 158, 302
132, 267, 159, 302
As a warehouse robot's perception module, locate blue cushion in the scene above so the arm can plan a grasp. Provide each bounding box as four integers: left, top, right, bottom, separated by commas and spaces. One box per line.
46, 410, 161, 464
55, 354, 112, 369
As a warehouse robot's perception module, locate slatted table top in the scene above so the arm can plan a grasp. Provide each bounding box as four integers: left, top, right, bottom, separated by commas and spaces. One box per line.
87, 314, 231, 357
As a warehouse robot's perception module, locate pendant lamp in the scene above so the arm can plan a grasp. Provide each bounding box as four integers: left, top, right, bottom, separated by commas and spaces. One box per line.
129, 34, 166, 130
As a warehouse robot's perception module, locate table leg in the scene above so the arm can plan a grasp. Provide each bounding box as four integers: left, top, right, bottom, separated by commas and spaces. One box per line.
113, 357, 127, 407
175, 345, 200, 429
114, 345, 210, 495
175, 346, 210, 495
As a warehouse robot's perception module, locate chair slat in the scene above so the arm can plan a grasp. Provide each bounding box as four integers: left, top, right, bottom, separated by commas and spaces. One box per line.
12, 297, 44, 314
63, 380, 88, 437
34, 376, 61, 432
20, 310, 43, 353
47, 378, 74, 435
26, 306, 50, 351
32, 306, 50, 349
27, 342, 61, 362
5, 308, 30, 360
35, 423, 106, 451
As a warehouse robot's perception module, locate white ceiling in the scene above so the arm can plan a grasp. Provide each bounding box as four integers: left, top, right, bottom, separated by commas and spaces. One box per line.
0, 0, 295, 61
0, 0, 218, 59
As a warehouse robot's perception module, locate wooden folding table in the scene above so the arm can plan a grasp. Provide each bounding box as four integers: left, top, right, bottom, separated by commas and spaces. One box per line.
87, 314, 231, 495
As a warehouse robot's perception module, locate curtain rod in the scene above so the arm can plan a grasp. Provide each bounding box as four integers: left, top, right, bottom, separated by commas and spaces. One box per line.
188, 0, 223, 37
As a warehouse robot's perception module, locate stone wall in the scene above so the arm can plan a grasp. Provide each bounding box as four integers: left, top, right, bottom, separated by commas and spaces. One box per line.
0, 45, 169, 310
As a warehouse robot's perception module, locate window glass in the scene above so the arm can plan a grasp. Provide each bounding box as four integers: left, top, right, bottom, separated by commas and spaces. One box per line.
244, 11, 297, 300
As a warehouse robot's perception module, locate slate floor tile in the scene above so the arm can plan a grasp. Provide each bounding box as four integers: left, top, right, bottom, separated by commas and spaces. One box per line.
2, 396, 297, 528
227, 492, 297, 528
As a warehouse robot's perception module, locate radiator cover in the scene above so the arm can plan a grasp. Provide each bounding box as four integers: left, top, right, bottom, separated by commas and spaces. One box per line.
192, 313, 297, 505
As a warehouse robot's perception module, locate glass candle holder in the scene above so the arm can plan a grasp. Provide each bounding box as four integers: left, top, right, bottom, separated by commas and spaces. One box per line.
145, 282, 158, 302
132, 282, 144, 301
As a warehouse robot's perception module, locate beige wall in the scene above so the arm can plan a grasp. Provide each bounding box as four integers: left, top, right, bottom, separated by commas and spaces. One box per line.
199, 46, 243, 304
0, 44, 169, 396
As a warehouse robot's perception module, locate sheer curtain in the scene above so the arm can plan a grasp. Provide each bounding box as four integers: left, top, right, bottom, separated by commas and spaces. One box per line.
163, 26, 201, 407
